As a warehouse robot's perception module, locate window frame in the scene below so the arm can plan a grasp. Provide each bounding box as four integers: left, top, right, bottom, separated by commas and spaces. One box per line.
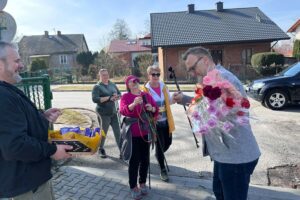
59, 54, 68, 64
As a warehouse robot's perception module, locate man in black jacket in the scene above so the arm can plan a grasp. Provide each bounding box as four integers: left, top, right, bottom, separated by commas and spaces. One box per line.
0, 41, 73, 199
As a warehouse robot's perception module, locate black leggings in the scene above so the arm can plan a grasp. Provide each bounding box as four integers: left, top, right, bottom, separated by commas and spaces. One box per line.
129, 136, 150, 189
155, 121, 172, 170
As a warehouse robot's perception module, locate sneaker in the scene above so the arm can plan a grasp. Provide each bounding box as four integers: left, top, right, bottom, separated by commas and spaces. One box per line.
139, 183, 148, 195
160, 169, 169, 182
130, 187, 142, 199
99, 149, 107, 158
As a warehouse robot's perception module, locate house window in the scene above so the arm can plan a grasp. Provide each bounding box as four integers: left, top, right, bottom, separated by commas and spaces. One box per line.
242, 49, 252, 65
60, 55, 67, 64
152, 53, 158, 63
142, 40, 151, 46
211, 50, 223, 65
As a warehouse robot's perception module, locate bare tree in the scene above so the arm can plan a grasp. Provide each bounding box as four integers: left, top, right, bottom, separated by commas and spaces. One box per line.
95, 50, 130, 77
137, 19, 151, 37
110, 19, 131, 40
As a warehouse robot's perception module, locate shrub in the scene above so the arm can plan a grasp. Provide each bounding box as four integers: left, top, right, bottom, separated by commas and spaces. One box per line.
134, 54, 153, 78
251, 52, 284, 76
30, 59, 48, 72
88, 64, 98, 80
131, 66, 142, 77
251, 52, 284, 67
293, 40, 300, 60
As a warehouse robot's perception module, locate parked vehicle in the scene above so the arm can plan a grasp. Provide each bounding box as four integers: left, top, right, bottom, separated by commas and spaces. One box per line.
247, 62, 300, 110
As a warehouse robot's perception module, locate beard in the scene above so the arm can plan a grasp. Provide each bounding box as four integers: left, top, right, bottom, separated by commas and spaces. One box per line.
14, 74, 22, 83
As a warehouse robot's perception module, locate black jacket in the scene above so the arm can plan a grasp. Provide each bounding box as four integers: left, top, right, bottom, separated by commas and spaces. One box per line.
0, 81, 57, 198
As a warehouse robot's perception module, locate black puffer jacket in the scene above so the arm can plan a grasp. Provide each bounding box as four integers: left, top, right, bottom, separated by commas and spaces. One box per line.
0, 81, 57, 198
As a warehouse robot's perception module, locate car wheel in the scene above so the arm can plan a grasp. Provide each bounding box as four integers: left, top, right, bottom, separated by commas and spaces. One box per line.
261, 100, 268, 108
264, 89, 288, 110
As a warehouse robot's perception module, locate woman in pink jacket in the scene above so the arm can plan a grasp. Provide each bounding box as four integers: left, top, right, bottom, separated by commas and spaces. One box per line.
120, 75, 158, 199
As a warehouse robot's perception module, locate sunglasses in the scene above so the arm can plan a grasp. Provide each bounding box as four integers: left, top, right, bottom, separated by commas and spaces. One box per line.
187, 57, 203, 72
151, 73, 160, 77
128, 79, 139, 84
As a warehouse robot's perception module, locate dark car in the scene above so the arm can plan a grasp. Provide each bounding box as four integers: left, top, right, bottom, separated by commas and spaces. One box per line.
247, 62, 300, 110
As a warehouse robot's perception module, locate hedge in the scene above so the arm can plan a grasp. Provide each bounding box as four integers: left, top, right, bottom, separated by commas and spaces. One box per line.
251, 52, 284, 67
293, 40, 300, 60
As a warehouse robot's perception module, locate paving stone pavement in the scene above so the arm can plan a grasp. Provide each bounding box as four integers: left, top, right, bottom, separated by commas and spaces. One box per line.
52, 166, 300, 200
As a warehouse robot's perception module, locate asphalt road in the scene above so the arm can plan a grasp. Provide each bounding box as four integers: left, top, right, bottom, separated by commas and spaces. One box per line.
52, 91, 300, 186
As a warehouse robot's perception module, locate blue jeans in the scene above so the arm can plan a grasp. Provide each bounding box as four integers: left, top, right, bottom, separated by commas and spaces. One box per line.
213, 159, 258, 200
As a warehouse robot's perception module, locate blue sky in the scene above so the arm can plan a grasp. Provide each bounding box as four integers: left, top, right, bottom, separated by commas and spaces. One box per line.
4, 0, 299, 51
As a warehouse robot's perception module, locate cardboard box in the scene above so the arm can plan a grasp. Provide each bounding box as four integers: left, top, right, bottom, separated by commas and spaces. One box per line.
49, 128, 104, 155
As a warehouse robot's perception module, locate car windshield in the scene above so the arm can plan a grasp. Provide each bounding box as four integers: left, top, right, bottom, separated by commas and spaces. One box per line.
279, 62, 300, 76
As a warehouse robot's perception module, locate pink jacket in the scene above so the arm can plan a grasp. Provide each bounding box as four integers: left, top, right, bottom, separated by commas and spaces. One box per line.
120, 91, 158, 137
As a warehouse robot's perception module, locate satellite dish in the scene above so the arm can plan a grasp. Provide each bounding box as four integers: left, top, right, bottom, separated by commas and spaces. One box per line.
0, 11, 16, 42
0, 0, 7, 11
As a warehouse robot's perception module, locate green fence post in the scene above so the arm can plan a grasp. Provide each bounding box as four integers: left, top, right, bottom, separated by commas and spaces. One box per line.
42, 74, 52, 110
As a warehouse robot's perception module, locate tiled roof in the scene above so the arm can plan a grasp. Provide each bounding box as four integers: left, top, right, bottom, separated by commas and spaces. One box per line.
151, 7, 290, 47
287, 19, 300, 32
18, 34, 88, 55
108, 39, 151, 53
142, 33, 151, 39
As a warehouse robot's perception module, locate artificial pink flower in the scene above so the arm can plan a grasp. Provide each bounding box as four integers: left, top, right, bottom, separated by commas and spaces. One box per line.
226, 97, 235, 107
215, 110, 223, 119
203, 76, 213, 85
237, 111, 245, 116
208, 105, 217, 114
207, 69, 220, 81
198, 125, 209, 135
192, 111, 201, 121
216, 81, 232, 89
237, 117, 249, 125
241, 98, 250, 109
207, 118, 217, 127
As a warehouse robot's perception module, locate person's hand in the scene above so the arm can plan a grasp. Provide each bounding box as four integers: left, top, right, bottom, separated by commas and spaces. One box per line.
51, 145, 73, 160
111, 93, 120, 101
133, 96, 143, 106
44, 108, 62, 123
145, 103, 153, 112
157, 114, 162, 120
172, 92, 183, 104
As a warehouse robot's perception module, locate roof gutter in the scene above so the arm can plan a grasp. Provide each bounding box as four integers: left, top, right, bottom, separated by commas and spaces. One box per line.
152, 37, 291, 48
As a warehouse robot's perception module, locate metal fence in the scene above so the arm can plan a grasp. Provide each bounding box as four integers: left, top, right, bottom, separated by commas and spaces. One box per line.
20, 67, 73, 84
17, 75, 52, 110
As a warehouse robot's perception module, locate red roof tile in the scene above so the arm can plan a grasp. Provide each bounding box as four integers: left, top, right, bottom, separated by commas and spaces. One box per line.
108, 39, 151, 53
287, 19, 300, 32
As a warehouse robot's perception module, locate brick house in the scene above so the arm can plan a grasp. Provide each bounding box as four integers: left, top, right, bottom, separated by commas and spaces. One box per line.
150, 2, 290, 81
18, 31, 89, 71
107, 35, 155, 68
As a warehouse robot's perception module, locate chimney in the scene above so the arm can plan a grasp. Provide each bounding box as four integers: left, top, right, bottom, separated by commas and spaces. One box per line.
57, 31, 61, 36
256, 14, 261, 22
216, 1, 223, 12
44, 31, 49, 37
188, 4, 195, 13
